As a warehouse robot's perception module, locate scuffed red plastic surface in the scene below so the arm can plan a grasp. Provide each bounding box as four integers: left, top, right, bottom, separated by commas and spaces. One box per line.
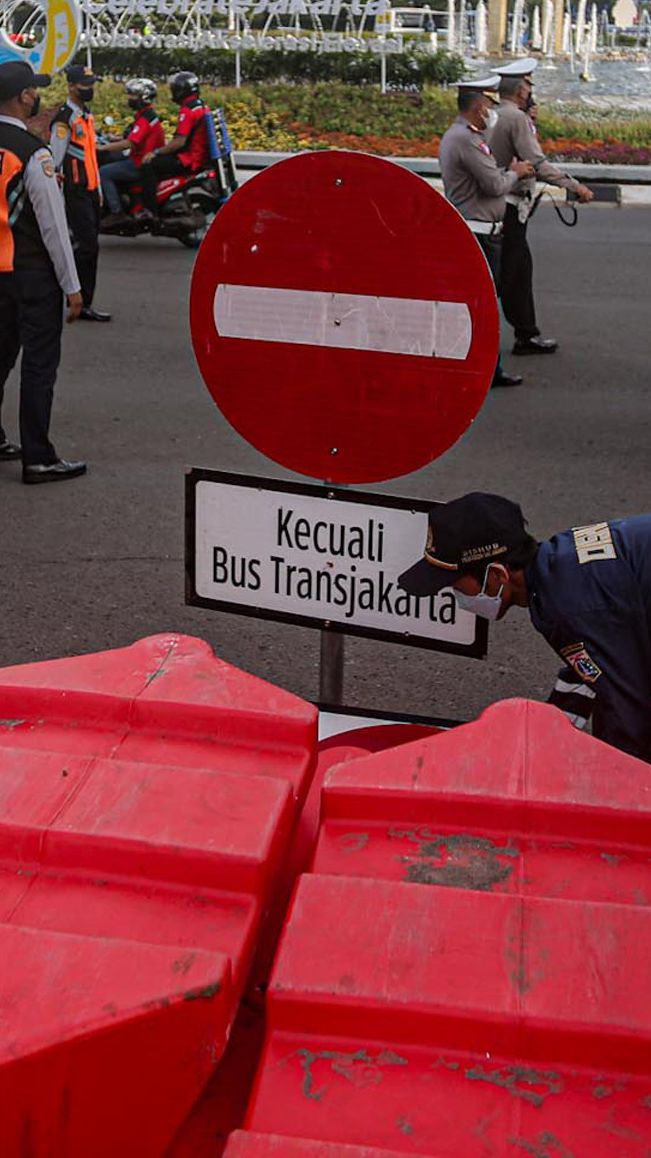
243, 700, 651, 1156
224, 1130, 418, 1156
0, 634, 317, 1156
315, 699, 651, 905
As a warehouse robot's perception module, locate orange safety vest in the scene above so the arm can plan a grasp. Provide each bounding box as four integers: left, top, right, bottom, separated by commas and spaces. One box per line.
51, 104, 100, 193
0, 122, 53, 274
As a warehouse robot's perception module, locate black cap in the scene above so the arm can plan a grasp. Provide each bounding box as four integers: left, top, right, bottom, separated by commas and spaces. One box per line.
398, 493, 528, 597
0, 61, 51, 102
65, 64, 100, 85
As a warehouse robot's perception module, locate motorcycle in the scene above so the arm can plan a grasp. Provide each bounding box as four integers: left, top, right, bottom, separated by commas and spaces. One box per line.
98, 109, 238, 249
99, 166, 227, 248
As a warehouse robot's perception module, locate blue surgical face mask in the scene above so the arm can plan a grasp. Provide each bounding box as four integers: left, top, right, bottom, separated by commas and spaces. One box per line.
454, 565, 505, 621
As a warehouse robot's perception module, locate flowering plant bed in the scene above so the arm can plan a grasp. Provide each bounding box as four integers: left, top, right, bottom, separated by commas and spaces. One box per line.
37, 75, 651, 164
542, 138, 651, 164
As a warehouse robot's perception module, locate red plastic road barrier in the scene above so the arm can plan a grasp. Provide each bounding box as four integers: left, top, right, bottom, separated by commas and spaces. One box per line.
225, 1131, 419, 1156
170, 721, 444, 1156
0, 634, 317, 1156
246, 876, 651, 1155
241, 701, 651, 1156
0, 927, 230, 1156
288, 723, 443, 892
314, 700, 651, 905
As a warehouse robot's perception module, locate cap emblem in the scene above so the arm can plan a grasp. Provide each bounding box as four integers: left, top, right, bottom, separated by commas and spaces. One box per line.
423, 526, 458, 571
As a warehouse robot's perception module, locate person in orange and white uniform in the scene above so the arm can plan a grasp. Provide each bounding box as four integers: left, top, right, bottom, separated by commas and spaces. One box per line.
0, 61, 86, 484
50, 64, 111, 322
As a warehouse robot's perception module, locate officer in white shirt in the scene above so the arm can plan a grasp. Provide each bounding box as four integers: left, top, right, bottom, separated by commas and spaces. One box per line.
439, 75, 534, 388
489, 59, 594, 356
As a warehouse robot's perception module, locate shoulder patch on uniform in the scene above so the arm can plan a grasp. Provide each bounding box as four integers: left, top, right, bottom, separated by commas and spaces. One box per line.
55, 122, 69, 138
41, 157, 55, 178
560, 642, 602, 684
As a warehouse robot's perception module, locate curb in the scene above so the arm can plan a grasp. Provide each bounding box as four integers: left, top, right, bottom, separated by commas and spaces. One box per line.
235, 151, 651, 205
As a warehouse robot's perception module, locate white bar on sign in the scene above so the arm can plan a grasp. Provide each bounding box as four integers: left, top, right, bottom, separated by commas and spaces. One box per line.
214, 285, 472, 360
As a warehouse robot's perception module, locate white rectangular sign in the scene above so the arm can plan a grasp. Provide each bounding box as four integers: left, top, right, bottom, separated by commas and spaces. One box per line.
186, 471, 487, 657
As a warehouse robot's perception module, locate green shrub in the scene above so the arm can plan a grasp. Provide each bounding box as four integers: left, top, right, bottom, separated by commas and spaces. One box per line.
73, 46, 465, 88
537, 105, 651, 147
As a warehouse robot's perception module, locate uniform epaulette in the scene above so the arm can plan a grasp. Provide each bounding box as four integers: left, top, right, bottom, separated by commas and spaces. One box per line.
50, 104, 74, 130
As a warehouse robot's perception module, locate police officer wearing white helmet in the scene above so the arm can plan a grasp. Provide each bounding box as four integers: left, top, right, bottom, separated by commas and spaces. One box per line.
488, 59, 594, 356
439, 75, 535, 388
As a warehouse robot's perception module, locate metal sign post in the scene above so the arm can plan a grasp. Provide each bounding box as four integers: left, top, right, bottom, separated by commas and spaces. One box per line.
320, 631, 345, 703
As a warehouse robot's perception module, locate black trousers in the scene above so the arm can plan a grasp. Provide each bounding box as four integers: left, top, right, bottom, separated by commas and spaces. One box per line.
477, 232, 504, 381
140, 155, 187, 213
66, 189, 100, 308
0, 269, 63, 466
500, 204, 540, 342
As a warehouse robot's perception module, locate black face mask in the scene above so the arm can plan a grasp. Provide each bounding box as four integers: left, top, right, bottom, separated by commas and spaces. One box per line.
127, 98, 141, 110
524, 92, 535, 111
77, 86, 94, 102
27, 94, 41, 119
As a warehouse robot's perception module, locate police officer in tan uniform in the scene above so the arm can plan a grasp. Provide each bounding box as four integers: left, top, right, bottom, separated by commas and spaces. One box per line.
439, 76, 534, 388
0, 61, 86, 483
50, 64, 111, 322
489, 59, 593, 356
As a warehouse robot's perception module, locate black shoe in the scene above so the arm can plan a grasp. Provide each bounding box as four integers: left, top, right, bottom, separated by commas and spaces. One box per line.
0, 440, 21, 460
491, 372, 523, 388
512, 336, 558, 355
80, 307, 112, 323
23, 459, 87, 485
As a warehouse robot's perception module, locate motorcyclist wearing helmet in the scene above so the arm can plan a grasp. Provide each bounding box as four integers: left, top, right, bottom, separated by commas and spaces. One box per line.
140, 71, 210, 217
101, 78, 164, 227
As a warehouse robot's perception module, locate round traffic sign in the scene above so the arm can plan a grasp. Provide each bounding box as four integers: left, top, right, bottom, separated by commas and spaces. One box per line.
190, 151, 498, 484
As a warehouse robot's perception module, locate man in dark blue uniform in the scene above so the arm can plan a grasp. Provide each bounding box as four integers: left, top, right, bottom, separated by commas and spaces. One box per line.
398, 492, 651, 763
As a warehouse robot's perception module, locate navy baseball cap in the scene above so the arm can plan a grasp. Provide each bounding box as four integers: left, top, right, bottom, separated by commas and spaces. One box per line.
398, 493, 528, 597
0, 61, 51, 101
65, 64, 100, 85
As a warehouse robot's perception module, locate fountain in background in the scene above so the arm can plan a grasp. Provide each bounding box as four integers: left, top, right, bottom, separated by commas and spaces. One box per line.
637, 10, 651, 72
447, 0, 457, 50
541, 0, 557, 68
464, 0, 651, 108
574, 0, 586, 56
461, 0, 648, 90
509, 0, 526, 52
531, 4, 542, 49
475, 0, 488, 55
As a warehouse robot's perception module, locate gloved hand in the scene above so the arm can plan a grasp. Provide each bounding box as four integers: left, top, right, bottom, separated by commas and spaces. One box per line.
547, 665, 596, 731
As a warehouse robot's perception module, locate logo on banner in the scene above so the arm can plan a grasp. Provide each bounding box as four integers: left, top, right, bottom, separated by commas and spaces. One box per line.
0, 0, 81, 75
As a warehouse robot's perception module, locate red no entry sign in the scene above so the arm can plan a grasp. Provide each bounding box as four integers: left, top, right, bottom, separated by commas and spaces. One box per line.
190, 151, 498, 484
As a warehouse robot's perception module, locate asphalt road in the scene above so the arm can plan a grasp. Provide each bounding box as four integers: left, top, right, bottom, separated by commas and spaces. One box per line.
1, 201, 649, 723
